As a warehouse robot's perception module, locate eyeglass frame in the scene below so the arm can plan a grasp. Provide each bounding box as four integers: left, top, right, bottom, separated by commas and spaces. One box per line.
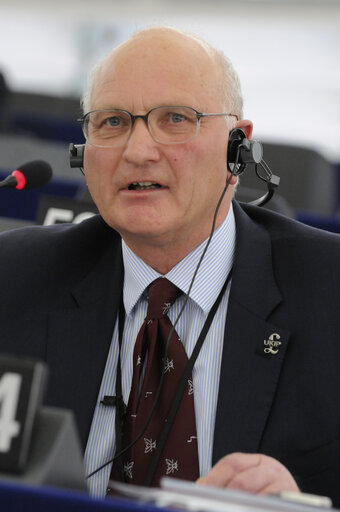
77, 106, 239, 147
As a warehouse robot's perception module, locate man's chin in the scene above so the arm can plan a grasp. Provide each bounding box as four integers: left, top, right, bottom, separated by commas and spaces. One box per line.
119, 227, 171, 245
108, 219, 170, 243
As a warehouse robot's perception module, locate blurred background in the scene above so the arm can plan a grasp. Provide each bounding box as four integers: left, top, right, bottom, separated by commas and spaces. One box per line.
0, 0, 339, 231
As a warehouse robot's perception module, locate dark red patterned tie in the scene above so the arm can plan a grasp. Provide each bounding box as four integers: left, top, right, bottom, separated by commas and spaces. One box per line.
110, 277, 199, 487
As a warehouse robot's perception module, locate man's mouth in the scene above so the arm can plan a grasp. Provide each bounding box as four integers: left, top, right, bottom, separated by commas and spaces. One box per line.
128, 182, 162, 191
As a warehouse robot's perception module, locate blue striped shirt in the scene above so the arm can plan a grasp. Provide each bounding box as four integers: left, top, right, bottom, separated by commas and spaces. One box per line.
84, 204, 236, 497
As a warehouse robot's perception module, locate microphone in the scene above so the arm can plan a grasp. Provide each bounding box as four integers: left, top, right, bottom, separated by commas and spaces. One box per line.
0, 160, 53, 190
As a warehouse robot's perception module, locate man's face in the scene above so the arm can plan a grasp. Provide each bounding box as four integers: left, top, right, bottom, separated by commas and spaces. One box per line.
84, 31, 237, 258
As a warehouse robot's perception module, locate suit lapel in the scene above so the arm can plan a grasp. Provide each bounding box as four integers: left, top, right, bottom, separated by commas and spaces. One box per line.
46, 234, 124, 447
213, 202, 291, 463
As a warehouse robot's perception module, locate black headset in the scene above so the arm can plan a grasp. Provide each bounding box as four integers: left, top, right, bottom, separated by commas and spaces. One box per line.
69, 143, 85, 169
69, 128, 280, 206
227, 128, 263, 174
226, 128, 280, 206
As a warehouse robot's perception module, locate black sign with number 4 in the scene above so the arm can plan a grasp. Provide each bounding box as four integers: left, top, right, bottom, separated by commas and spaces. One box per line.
0, 355, 47, 473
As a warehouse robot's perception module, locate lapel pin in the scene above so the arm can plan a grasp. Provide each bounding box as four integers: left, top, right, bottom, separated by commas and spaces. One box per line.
264, 333, 282, 354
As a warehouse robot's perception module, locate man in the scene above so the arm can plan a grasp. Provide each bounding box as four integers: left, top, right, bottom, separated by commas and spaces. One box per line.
0, 27, 339, 503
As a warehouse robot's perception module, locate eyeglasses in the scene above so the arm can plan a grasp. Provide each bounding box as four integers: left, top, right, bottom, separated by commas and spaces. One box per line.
78, 106, 238, 147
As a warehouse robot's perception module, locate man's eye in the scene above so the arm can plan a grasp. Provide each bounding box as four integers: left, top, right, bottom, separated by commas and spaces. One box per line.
169, 113, 185, 123
105, 116, 121, 127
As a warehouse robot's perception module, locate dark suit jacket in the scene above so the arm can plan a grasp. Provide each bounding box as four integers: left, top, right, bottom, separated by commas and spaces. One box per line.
0, 201, 339, 503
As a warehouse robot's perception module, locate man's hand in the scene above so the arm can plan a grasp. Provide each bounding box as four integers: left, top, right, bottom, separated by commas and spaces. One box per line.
198, 453, 299, 495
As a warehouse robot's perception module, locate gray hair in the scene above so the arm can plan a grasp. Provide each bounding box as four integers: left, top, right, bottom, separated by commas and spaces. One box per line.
214, 49, 244, 121
81, 30, 244, 121
81, 59, 103, 115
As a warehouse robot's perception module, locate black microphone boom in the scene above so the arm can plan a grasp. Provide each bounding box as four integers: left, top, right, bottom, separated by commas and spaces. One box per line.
0, 160, 53, 190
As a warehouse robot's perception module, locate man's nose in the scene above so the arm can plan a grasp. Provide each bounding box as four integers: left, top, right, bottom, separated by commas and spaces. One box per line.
122, 118, 160, 165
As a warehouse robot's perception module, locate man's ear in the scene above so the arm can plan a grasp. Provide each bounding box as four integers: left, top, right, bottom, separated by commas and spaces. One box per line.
236, 119, 253, 139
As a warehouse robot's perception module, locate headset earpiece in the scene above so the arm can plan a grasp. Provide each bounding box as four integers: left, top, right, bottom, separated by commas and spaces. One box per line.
226, 129, 280, 206
69, 143, 85, 168
227, 128, 263, 175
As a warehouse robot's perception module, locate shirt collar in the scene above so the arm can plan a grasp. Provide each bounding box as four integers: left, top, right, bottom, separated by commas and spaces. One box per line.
122, 203, 236, 315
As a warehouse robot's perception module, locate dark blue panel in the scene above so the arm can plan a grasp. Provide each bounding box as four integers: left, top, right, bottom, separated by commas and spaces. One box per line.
10, 113, 85, 144
0, 170, 81, 222
297, 213, 340, 234
0, 480, 160, 512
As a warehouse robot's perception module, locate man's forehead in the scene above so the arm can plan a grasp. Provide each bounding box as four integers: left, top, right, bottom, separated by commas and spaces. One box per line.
106, 31, 216, 75
91, 29, 222, 110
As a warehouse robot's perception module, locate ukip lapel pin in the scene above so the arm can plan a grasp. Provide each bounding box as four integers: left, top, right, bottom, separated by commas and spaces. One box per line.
264, 333, 282, 354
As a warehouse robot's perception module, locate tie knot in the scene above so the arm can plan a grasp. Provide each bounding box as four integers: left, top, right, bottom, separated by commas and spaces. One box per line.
146, 278, 182, 319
